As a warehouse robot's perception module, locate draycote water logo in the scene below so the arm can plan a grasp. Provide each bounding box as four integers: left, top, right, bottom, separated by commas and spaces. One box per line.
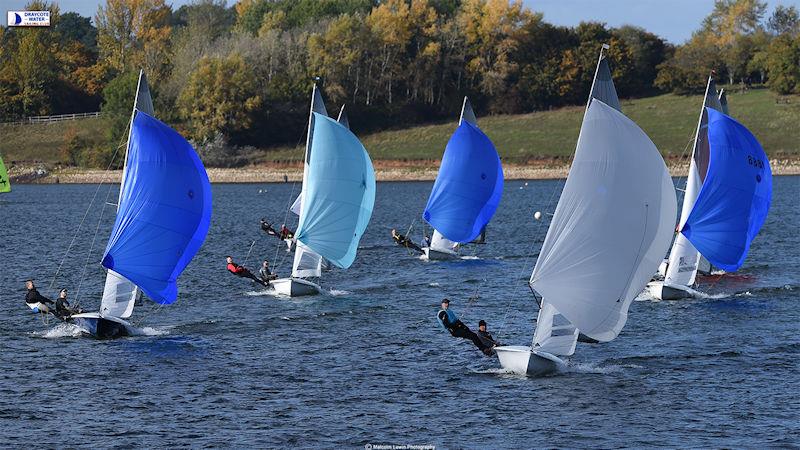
7, 11, 51, 27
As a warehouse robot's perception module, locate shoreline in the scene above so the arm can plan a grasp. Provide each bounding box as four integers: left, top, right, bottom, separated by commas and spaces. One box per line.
8, 157, 800, 184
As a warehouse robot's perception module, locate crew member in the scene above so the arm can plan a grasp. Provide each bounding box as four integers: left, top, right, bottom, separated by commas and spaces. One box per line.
476, 320, 500, 355
437, 298, 492, 356
259, 259, 278, 283
24, 280, 55, 315
226, 256, 268, 286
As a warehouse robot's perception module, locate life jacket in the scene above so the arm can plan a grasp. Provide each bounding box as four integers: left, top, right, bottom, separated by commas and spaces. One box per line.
437, 308, 458, 330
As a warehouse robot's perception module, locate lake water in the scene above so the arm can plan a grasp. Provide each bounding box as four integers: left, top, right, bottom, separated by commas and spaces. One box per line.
1, 178, 798, 448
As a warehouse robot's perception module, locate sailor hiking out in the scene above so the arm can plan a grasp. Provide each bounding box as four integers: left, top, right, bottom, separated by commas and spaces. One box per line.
437, 298, 493, 356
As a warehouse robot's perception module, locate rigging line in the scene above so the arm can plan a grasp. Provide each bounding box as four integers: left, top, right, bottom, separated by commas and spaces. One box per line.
494, 179, 561, 342
242, 240, 257, 268
73, 181, 117, 305
48, 135, 129, 293
275, 180, 299, 265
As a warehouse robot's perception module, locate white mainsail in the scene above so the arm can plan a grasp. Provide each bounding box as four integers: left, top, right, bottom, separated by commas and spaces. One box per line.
531, 301, 579, 356
587, 45, 621, 112
100, 70, 152, 318
663, 77, 723, 287
430, 230, 457, 252
530, 99, 676, 342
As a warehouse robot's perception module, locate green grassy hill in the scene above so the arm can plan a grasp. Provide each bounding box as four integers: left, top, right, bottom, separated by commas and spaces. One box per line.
2, 87, 798, 166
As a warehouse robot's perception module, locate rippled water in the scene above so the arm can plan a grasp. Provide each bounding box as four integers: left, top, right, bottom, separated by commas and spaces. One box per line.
1, 178, 798, 447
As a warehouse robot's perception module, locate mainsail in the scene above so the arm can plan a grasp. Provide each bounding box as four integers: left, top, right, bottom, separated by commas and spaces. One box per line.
0, 154, 10, 193
423, 97, 503, 243
100, 71, 154, 317
664, 77, 723, 287
101, 110, 212, 304
530, 99, 676, 342
681, 108, 772, 271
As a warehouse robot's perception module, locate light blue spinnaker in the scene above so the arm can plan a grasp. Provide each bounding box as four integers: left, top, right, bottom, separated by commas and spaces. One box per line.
294, 112, 376, 269
101, 111, 212, 304
681, 107, 772, 272
423, 120, 503, 243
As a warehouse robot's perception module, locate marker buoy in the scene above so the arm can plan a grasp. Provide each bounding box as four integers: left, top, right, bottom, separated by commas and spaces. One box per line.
534, 211, 542, 220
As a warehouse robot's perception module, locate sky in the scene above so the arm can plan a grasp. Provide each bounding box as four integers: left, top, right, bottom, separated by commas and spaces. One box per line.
4, 0, 800, 44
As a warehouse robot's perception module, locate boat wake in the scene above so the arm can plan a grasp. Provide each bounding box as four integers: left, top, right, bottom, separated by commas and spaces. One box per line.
328, 289, 350, 296
565, 361, 642, 375
34, 322, 169, 338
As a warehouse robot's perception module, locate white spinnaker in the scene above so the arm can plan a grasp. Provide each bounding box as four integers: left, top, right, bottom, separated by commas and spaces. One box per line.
664, 78, 723, 287
101, 70, 152, 317
532, 300, 579, 356
430, 230, 456, 251
292, 242, 323, 278
530, 100, 676, 342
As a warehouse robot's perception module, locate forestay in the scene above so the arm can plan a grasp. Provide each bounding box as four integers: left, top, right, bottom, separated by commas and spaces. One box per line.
101, 111, 212, 304
664, 78, 723, 287
530, 100, 676, 342
294, 112, 376, 269
423, 103, 503, 243
681, 108, 772, 271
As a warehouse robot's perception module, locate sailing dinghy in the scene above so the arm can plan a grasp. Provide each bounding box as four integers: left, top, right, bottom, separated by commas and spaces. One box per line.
648, 76, 772, 300
270, 86, 375, 297
494, 47, 677, 376
68, 70, 212, 338
421, 97, 503, 260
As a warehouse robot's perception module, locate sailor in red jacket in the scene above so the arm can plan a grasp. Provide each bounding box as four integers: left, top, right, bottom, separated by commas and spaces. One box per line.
226, 256, 267, 286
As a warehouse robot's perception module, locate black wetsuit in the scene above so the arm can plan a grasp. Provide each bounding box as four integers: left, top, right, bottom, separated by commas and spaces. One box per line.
393, 234, 423, 253
261, 219, 279, 238
55, 297, 74, 320
438, 309, 491, 355
477, 330, 499, 354
259, 266, 276, 282
26, 288, 53, 306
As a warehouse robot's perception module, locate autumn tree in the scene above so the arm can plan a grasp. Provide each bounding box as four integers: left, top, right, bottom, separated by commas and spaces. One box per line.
177, 54, 262, 142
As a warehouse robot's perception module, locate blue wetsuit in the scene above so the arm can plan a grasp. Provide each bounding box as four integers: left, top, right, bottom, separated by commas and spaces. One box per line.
437, 308, 490, 354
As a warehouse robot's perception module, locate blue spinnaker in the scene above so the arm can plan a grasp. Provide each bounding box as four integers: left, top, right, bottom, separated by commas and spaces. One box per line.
295, 113, 375, 269
681, 107, 772, 272
101, 111, 212, 304
423, 121, 503, 243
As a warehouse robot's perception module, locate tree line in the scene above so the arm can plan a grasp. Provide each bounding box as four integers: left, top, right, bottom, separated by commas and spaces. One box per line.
0, 0, 798, 167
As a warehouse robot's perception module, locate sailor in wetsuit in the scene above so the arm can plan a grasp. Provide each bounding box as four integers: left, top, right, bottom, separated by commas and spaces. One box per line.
261, 218, 279, 237
437, 298, 492, 356
391, 228, 423, 253
476, 320, 500, 355
54, 289, 78, 320
279, 225, 294, 240
259, 259, 278, 283
226, 256, 268, 286
24, 280, 55, 315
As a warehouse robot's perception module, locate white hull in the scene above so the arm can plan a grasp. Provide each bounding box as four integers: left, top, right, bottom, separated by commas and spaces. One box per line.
69, 312, 133, 338
422, 247, 459, 261
270, 278, 321, 297
495, 345, 565, 377
647, 281, 699, 300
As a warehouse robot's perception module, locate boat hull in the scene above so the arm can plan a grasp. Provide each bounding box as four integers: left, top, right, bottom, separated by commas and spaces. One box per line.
495, 345, 565, 377
271, 278, 321, 297
647, 281, 696, 300
69, 312, 132, 339
422, 247, 459, 261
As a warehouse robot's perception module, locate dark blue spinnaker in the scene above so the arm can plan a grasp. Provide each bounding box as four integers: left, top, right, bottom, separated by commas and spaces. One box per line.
101, 111, 212, 304
423, 121, 503, 243
681, 108, 772, 272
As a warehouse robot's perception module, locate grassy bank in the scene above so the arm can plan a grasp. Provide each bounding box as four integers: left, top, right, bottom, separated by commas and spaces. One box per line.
2, 87, 798, 167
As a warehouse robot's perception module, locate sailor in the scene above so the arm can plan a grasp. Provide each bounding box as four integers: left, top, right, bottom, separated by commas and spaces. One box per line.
259, 259, 278, 283
476, 320, 500, 354
391, 228, 423, 253
226, 256, 268, 286
423, 234, 431, 247
54, 288, 76, 320
260, 218, 279, 237
24, 280, 55, 315
279, 224, 294, 240
437, 298, 492, 356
